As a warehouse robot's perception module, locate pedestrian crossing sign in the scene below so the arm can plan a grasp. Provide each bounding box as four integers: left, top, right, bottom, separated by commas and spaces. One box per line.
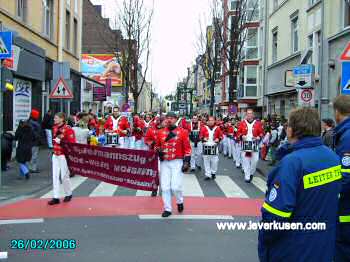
341, 61, 350, 95
49, 78, 74, 99
0, 32, 12, 59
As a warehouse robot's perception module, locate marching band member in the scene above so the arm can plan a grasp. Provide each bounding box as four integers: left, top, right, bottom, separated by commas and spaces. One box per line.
233, 121, 242, 168
143, 114, 153, 131
48, 112, 76, 205
132, 115, 145, 149
226, 121, 234, 159
155, 112, 191, 217
144, 116, 163, 197
200, 116, 223, 181
104, 106, 130, 148
189, 115, 202, 172
237, 109, 264, 183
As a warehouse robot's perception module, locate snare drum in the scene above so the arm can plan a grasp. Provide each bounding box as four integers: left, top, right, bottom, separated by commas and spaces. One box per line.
203, 144, 218, 155
241, 140, 259, 152
106, 133, 119, 145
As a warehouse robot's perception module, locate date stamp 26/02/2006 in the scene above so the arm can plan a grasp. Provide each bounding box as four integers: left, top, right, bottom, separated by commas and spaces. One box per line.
10, 239, 77, 250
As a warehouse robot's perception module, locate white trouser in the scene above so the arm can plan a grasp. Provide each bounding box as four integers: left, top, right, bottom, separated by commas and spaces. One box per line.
202, 154, 219, 178
160, 159, 184, 212
241, 151, 259, 181
45, 129, 53, 148
222, 135, 228, 155
52, 154, 72, 199
233, 141, 242, 167
227, 138, 233, 157
190, 142, 202, 169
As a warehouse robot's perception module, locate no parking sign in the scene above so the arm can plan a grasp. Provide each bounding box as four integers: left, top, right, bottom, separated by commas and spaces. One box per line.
298, 88, 315, 107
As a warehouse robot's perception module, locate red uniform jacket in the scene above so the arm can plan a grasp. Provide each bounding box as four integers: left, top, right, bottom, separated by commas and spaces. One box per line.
226, 126, 234, 137
144, 126, 161, 150
53, 124, 76, 156
237, 119, 264, 139
104, 115, 130, 137
199, 125, 223, 142
155, 127, 191, 161
132, 117, 145, 140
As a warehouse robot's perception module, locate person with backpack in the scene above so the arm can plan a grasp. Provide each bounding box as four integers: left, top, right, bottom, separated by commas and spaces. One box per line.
268, 122, 279, 166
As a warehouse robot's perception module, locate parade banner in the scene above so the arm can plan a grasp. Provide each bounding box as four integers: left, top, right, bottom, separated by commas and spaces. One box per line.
62, 143, 159, 191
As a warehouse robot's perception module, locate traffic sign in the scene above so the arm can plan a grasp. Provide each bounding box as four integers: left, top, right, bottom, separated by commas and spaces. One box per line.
293, 64, 315, 89
340, 42, 350, 61
298, 88, 315, 107
49, 78, 73, 99
0, 32, 13, 59
341, 61, 350, 95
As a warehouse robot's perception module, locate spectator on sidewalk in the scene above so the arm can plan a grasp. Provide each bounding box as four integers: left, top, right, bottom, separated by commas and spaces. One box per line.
1, 131, 14, 171
28, 109, 42, 173
41, 110, 54, 149
321, 118, 335, 149
267, 123, 279, 166
15, 120, 34, 179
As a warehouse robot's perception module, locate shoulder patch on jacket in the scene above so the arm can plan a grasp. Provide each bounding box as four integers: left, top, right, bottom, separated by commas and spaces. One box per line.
342, 155, 350, 167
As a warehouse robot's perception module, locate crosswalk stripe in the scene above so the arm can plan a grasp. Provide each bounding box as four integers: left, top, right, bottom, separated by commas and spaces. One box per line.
89, 182, 118, 197
183, 174, 204, 197
40, 176, 87, 199
252, 176, 267, 193
136, 190, 152, 196
215, 176, 249, 198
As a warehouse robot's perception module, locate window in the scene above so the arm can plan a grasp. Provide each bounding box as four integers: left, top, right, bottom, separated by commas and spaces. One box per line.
245, 66, 257, 97
272, 30, 278, 63
273, 0, 279, 11
73, 19, 78, 55
291, 16, 299, 53
16, 0, 27, 22
65, 11, 71, 50
43, 0, 54, 39
230, 0, 239, 11
246, 28, 258, 59
344, 0, 350, 28
74, 0, 79, 14
246, 0, 259, 22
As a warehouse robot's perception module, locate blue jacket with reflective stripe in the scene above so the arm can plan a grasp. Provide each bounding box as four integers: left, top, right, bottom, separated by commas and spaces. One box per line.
334, 117, 350, 262
258, 136, 341, 262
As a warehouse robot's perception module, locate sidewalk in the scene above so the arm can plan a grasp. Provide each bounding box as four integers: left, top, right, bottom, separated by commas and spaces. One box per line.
256, 160, 273, 177
0, 148, 52, 204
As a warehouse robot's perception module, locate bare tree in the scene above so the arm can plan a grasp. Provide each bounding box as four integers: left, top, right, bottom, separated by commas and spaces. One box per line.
119, 0, 153, 113
222, 0, 260, 103
196, 0, 222, 116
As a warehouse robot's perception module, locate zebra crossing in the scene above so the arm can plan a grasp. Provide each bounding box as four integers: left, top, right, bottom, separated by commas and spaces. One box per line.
39, 172, 266, 199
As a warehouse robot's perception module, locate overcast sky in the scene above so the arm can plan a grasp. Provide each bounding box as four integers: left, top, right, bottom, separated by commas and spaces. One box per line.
90, 0, 211, 96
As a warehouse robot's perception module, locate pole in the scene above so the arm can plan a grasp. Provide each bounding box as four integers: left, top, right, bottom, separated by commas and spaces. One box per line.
0, 59, 3, 187
60, 99, 63, 112
319, 0, 325, 117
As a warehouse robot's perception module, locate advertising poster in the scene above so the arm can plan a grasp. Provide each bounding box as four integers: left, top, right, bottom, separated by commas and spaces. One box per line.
81, 54, 123, 87
13, 78, 32, 131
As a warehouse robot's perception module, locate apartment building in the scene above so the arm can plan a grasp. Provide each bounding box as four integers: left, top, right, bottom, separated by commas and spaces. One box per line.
0, 0, 83, 131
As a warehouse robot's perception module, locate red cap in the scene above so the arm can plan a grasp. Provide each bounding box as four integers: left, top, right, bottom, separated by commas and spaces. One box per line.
31, 109, 40, 120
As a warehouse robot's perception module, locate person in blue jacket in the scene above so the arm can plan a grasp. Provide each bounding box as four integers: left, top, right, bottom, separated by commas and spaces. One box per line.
258, 107, 342, 262
333, 95, 350, 262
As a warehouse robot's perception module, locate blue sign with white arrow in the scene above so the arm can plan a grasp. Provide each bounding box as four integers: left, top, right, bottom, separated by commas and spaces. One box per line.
0, 32, 13, 59
293, 64, 315, 89
341, 61, 350, 95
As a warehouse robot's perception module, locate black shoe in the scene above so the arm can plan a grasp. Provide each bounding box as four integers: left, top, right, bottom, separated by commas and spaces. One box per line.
249, 175, 253, 183
177, 203, 184, 213
204, 177, 211, 181
211, 174, 216, 180
25, 173, 30, 180
151, 190, 157, 197
30, 169, 40, 174
161, 211, 172, 217
63, 195, 72, 202
69, 173, 75, 178
48, 198, 60, 205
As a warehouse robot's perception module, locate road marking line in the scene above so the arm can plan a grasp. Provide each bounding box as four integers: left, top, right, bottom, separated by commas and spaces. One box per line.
183, 174, 204, 197
90, 182, 118, 197
215, 176, 249, 198
0, 218, 44, 225
136, 190, 152, 196
138, 215, 234, 220
0, 252, 8, 259
41, 176, 87, 199
252, 176, 267, 193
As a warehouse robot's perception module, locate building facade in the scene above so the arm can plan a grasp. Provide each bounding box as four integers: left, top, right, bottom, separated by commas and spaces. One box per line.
0, 0, 83, 131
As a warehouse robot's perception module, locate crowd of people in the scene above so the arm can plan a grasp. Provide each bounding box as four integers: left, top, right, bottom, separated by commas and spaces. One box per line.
1, 94, 349, 261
